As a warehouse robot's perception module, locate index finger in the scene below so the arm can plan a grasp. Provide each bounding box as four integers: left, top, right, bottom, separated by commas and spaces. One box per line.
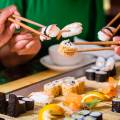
0, 5, 17, 25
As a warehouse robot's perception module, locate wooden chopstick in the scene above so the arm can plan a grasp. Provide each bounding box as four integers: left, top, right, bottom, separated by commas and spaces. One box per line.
8, 18, 47, 37
113, 24, 120, 35
74, 41, 120, 45
0, 10, 45, 28
0, 10, 48, 38
106, 12, 120, 27
12, 14, 45, 28
65, 47, 113, 53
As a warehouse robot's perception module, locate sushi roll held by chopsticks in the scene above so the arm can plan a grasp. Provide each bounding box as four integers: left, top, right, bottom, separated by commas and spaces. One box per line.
98, 12, 120, 41
40, 24, 60, 41
58, 39, 78, 56
98, 27, 116, 41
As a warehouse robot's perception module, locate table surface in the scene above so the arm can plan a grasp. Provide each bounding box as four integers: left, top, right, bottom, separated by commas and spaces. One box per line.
0, 62, 120, 120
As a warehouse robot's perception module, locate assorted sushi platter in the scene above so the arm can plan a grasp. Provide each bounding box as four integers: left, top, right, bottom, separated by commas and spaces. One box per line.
0, 75, 120, 119
0, 13, 120, 120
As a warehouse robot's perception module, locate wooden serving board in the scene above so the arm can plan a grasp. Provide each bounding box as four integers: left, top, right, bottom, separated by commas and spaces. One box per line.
0, 79, 120, 120
1, 63, 120, 120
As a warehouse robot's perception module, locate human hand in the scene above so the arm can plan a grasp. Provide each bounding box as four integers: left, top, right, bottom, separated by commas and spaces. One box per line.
112, 36, 120, 56
10, 31, 41, 55
0, 5, 20, 48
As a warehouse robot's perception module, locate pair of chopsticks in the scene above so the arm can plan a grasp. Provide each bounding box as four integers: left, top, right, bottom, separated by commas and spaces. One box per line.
0, 10, 69, 40
73, 12, 120, 52
0, 10, 48, 38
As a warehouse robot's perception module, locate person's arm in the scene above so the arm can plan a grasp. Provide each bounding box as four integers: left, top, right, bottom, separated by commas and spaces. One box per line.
0, 31, 41, 67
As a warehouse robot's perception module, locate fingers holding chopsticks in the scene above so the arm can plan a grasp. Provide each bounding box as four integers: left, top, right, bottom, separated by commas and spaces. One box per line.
112, 36, 120, 55
10, 32, 41, 55
0, 5, 21, 48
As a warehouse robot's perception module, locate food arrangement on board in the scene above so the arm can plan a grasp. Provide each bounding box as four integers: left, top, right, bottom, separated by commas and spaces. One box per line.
0, 9, 120, 120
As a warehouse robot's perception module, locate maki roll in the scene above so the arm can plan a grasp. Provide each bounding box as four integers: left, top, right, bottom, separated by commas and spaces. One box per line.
95, 71, 108, 82
90, 111, 103, 120
19, 100, 26, 114
85, 69, 96, 80
110, 66, 116, 77
75, 79, 85, 94
84, 116, 97, 120
61, 80, 78, 96
58, 40, 77, 56
7, 94, 20, 117
78, 110, 90, 116
91, 66, 100, 71
0, 92, 6, 114
102, 57, 116, 77
112, 98, 120, 113
22, 97, 34, 111
71, 113, 84, 120
44, 82, 61, 97
95, 57, 105, 68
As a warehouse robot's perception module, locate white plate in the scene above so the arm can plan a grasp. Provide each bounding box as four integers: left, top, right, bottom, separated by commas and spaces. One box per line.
74, 37, 120, 60
40, 54, 96, 72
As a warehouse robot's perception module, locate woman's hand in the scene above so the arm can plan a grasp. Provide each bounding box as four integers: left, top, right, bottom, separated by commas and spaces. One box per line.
0, 5, 20, 48
112, 36, 120, 56
10, 31, 41, 56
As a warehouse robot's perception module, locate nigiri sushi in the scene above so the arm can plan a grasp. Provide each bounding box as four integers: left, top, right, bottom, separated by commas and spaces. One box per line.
61, 22, 83, 38
98, 26, 116, 41
58, 39, 77, 56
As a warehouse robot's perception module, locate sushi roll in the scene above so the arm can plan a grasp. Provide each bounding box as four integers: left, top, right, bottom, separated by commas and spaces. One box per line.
22, 97, 34, 111
112, 98, 120, 113
40, 24, 60, 38
98, 26, 116, 41
61, 22, 83, 38
95, 57, 105, 68
91, 66, 100, 71
19, 100, 26, 114
17, 95, 24, 100
78, 110, 90, 116
62, 80, 78, 96
7, 94, 20, 117
84, 116, 97, 120
58, 40, 77, 56
101, 57, 116, 77
95, 71, 108, 82
44, 82, 61, 97
85, 69, 96, 80
90, 111, 103, 120
75, 79, 85, 94
0, 92, 6, 114
71, 113, 84, 120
